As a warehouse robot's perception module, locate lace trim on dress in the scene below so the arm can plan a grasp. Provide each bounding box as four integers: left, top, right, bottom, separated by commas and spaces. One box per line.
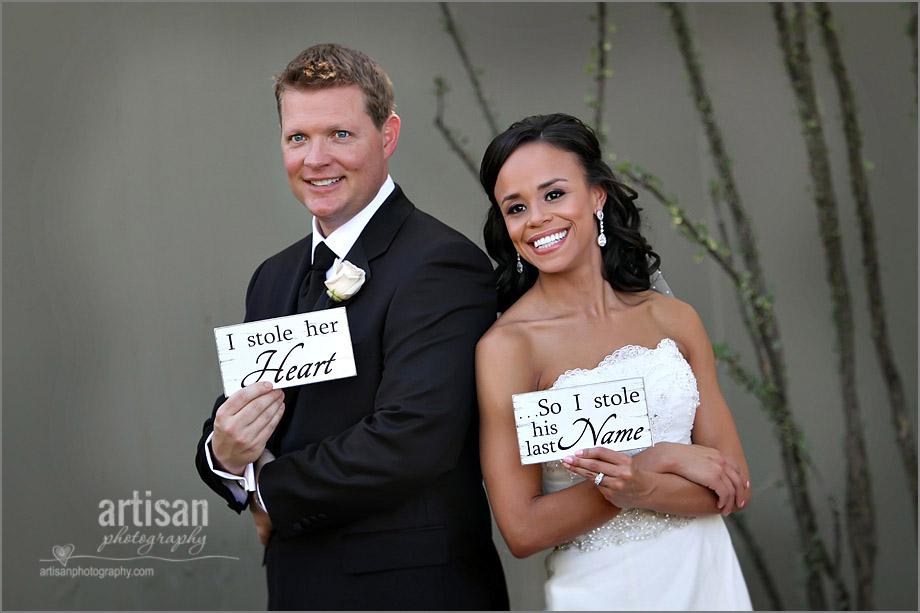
551, 338, 683, 389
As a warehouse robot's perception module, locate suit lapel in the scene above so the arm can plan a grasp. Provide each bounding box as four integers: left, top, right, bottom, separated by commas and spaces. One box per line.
283, 236, 314, 319
305, 185, 414, 312
316, 239, 370, 310
268, 186, 414, 454
356, 184, 414, 264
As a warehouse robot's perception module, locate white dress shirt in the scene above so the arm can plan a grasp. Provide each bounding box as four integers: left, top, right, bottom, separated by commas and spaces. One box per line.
205, 175, 396, 510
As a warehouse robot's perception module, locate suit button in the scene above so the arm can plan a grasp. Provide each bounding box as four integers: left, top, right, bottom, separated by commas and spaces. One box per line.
291, 523, 303, 533
308, 514, 318, 521
317, 513, 327, 520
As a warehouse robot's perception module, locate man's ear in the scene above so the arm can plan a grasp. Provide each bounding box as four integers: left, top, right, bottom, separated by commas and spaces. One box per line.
381, 114, 401, 160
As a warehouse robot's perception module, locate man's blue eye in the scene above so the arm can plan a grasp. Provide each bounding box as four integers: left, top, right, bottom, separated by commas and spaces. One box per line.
291, 134, 305, 143
335, 131, 349, 138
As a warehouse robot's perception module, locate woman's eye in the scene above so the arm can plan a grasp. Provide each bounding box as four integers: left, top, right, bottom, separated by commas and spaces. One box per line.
506, 203, 526, 215
546, 189, 565, 201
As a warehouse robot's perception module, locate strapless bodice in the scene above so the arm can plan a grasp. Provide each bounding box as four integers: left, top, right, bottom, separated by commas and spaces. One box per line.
543, 338, 700, 551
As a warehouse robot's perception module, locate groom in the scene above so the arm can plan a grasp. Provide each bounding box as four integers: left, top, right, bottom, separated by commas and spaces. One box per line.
194, 44, 509, 610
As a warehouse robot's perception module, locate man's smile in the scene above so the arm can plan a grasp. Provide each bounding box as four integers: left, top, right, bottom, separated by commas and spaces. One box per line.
308, 177, 343, 187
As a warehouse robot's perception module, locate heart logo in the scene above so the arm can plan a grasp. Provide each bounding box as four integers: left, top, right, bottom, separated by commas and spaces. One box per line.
52, 544, 75, 567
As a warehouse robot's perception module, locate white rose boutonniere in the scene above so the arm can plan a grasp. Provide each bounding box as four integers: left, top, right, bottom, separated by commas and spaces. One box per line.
324, 258, 366, 303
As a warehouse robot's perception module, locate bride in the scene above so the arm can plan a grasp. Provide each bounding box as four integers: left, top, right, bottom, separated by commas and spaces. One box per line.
475, 113, 753, 610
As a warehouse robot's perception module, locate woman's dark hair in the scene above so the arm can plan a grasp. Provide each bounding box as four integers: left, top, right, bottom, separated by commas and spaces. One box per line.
480, 113, 660, 311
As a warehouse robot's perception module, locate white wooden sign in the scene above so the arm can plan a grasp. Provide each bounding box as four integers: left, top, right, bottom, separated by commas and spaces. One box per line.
513, 377, 653, 465
214, 307, 357, 397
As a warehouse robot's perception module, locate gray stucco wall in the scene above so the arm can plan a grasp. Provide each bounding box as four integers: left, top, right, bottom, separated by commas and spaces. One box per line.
3, 3, 916, 610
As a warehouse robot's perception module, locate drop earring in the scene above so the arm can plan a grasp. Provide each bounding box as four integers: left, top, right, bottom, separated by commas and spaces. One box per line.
596, 210, 607, 248
516, 253, 524, 274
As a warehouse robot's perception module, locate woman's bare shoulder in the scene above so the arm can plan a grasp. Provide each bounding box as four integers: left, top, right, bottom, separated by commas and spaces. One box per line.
635, 290, 698, 327
479, 301, 534, 359
640, 291, 709, 357
477, 291, 556, 368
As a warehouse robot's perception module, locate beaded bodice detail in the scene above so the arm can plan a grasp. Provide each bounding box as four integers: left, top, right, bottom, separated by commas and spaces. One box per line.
543, 338, 699, 552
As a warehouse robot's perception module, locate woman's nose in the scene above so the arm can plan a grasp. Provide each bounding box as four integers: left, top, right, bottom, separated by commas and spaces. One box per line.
526, 202, 551, 226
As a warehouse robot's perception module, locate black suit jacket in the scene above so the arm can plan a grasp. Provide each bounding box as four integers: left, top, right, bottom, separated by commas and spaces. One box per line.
195, 186, 509, 610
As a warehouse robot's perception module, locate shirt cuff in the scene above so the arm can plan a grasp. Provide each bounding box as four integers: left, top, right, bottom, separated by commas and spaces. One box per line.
204, 432, 256, 504
255, 481, 269, 514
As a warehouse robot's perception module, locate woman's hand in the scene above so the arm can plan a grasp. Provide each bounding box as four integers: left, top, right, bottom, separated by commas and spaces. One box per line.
562, 448, 654, 510
634, 442, 749, 514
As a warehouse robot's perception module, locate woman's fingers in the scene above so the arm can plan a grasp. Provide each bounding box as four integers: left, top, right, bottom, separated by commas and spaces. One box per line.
563, 448, 638, 494
722, 461, 747, 509
575, 446, 629, 464
716, 473, 736, 515
563, 463, 595, 483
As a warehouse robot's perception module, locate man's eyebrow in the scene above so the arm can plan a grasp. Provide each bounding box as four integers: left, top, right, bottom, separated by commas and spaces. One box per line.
499, 178, 566, 205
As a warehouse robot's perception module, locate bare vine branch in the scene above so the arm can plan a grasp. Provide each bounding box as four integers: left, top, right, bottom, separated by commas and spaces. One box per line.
772, 3, 876, 608
433, 76, 479, 179
815, 1, 917, 530
439, 2, 500, 136
429, 5, 872, 608
591, 2, 611, 144
909, 3, 918, 106
618, 165, 742, 283
661, 4, 771, 312
709, 181, 769, 376
659, 5, 848, 606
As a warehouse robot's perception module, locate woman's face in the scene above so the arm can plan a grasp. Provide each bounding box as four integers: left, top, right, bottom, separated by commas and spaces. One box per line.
493, 142, 605, 275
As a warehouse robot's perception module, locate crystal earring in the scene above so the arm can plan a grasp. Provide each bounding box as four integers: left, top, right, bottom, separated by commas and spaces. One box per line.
516, 253, 524, 274
596, 210, 607, 248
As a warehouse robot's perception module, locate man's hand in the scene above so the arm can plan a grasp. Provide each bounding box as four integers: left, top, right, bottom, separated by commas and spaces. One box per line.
212, 382, 285, 475
250, 500, 274, 547
251, 449, 276, 547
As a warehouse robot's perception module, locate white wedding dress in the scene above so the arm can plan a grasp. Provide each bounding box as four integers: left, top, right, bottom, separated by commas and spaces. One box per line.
542, 338, 752, 611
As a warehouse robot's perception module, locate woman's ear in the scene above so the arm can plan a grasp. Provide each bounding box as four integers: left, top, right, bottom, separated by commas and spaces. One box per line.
593, 185, 607, 213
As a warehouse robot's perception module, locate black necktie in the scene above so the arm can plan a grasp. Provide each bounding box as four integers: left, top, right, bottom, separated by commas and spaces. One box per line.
298, 242, 337, 312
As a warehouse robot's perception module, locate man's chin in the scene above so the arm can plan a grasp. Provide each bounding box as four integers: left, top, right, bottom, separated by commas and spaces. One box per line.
303, 203, 351, 236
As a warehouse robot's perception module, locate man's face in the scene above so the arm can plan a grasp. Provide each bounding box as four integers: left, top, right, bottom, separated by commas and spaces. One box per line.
280, 85, 400, 237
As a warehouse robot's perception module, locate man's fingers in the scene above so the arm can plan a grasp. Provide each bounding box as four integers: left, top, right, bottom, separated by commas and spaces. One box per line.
235, 389, 285, 429
252, 402, 286, 449
250, 395, 285, 434
219, 393, 282, 449
223, 381, 277, 415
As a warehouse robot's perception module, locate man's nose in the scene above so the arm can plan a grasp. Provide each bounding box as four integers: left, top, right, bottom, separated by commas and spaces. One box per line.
302, 141, 331, 167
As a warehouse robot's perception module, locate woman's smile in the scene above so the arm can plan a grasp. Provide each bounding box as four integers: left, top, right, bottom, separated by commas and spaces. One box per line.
528, 228, 569, 254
